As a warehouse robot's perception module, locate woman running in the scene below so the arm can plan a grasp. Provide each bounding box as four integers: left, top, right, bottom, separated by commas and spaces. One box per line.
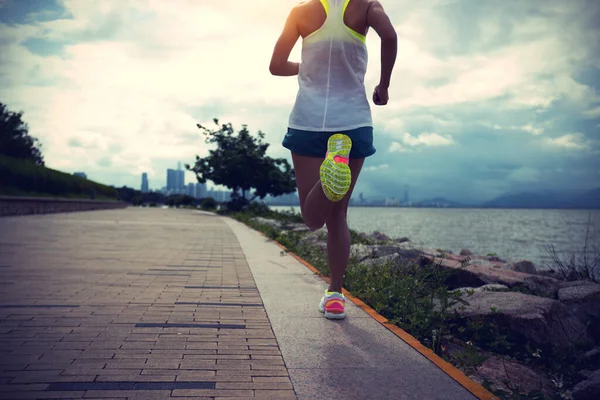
269, 0, 397, 319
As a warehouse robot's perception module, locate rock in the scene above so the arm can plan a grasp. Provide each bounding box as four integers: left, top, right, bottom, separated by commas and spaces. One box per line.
572, 369, 600, 400
460, 249, 473, 256
350, 244, 421, 263
558, 282, 600, 343
394, 237, 409, 244
299, 228, 327, 245
289, 223, 311, 232
560, 280, 598, 289
522, 275, 562, 298
470, 355, 555, 396
449, 291, 591, 349
372, 245, 402, 259
582, 347, 600, 368
578, 370, 594, 379
445, 253, 471, 263
512, 260, 537, 274
558, 281, 600, 297
422, 255, 561, 297
251, 217, 283, 229
451, 284, 509, 295
369, 231, 391, 242
488, 256, 505, 262
358, 253, 404, 269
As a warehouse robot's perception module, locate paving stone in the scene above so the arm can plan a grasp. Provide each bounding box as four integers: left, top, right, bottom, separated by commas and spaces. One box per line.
0, 209, 295, 399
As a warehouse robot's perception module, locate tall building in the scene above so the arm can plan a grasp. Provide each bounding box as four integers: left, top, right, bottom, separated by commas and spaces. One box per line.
141, 173, 149, 193
73, 172, 87, 179
186, 183, 195, 197
167, 169, 177, 192
176, 170, 185, 191
166, 163, 186, 194
195, 182, 207, 198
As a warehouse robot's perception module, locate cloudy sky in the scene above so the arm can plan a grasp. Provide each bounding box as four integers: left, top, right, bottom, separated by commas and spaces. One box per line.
1, 0, 599, 203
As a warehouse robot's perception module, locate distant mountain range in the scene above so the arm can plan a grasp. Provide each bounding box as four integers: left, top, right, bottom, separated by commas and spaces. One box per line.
413, 187, 600, 209
480, 187, 600, 209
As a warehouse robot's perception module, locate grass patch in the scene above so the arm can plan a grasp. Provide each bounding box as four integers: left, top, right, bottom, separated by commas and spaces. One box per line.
0, 155, 117, 199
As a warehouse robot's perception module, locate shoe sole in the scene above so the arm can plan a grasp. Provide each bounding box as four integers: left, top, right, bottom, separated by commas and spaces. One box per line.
324, 311, 345, 320
319, 304, 346, 320
320, 134, 352, 203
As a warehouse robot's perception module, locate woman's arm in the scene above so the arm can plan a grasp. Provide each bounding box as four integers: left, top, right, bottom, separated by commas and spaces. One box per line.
269, 8, 301, 76
367, 1, 398, 105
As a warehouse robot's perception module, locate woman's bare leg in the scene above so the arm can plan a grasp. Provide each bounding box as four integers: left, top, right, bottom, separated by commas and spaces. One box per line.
325, 158, 364, 292
290, 152, 364, 292
291, 153, 333, 230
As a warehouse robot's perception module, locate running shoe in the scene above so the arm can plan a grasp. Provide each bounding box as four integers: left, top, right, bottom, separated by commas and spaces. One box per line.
318, 290, 346, 320
320, 133, 352, 202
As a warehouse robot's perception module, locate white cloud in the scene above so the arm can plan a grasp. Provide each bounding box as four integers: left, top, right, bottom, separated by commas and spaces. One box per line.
521, 124, 544, 135
364, 164, 389, 172
402, 132, 455, 147
543, 133, 587, 150
583, 105, 600, 119
389, 142, 408, 153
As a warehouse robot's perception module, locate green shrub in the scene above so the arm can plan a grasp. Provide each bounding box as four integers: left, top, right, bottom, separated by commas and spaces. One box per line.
200, 197, 218, 210
0, 155, 117, 199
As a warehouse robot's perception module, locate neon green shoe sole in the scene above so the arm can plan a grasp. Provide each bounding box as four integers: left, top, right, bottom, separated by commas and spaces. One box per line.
320, 134, 352, 202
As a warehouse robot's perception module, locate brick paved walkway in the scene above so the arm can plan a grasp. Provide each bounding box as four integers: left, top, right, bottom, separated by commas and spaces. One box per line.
0, 208, 295, 399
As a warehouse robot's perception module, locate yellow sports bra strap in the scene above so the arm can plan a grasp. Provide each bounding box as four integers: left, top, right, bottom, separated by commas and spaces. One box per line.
342, 0, 351, 14
342, 0, 366, 43
319, 0, 329, 15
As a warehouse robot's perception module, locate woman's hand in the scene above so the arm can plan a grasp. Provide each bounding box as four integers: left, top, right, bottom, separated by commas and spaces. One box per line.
373, 84, 389, 106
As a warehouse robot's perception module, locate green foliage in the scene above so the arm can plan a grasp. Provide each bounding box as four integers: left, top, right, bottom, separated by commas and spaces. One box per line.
200, 197, 217, 210
344, 257, 472, 354
186, 119, 296, 211
0, 102, 44, 166
449, 343, 488, 374
0, 155, 117, 199
349, 230, 378, 245
165, 194, 194, 207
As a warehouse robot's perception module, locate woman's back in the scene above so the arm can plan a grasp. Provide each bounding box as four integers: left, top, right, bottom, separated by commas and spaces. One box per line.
289, 0, 374, 132
295, 0, 371, 39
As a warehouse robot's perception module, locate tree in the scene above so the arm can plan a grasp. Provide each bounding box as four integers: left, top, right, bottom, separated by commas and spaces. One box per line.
186, 119, 296, 211
0, 102, 44, 166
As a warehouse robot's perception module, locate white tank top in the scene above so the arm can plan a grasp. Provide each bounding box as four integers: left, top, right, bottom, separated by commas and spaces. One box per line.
288, 0, 372, 132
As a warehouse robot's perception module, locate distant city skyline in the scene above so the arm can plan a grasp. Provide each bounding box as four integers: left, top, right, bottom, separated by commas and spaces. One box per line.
141, 173, 149, 193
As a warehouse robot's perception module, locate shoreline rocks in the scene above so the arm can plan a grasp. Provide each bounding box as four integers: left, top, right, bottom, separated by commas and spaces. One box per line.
449, 291, 591, 349
470, 355, 556, 396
